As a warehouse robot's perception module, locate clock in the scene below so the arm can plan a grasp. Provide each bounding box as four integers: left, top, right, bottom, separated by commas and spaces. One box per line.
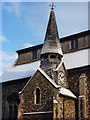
58, 71, 66, 85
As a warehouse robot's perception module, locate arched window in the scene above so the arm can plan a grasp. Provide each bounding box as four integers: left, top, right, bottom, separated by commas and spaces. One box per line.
34, 88, 40, 104
7, 92, 20, 120
36, 88, 40, 104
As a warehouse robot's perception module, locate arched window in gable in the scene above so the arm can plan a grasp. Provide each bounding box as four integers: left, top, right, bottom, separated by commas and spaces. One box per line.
36, 88, 40, 104
34, 87, 41, 104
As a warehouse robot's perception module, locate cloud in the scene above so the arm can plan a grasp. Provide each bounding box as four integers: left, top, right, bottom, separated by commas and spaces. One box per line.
2, 2, 22, 18
0, 51, 18, 75
55, 2, 88, 37
2, 2, 88, 42
0, 71, 2, 76
0, 35, 8, 42
22, 43, 34, 48
0, 51, 17, 61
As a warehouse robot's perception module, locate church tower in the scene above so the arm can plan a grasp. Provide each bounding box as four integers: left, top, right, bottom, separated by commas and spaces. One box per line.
18, 4, 77, 120
40, 5, 68, 88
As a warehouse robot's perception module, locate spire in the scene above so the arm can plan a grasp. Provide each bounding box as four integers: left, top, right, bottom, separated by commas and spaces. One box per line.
41, 7, 63, 56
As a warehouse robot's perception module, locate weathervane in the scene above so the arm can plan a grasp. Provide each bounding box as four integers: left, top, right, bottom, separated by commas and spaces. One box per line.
49, 1, 56, 11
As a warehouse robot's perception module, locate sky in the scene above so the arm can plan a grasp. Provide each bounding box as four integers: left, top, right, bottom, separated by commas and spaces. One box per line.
0, 1, 89, 75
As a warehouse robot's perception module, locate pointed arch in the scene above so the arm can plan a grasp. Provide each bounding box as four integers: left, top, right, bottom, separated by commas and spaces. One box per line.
34, 87, 41, 105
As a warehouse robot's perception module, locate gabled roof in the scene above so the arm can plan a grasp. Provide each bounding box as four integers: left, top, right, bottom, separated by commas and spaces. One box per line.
38, 67, 60, 88
38, 68, 76, 99
19, 67, 60, 94
19, 67, 76, 99
41, 10, 63, 56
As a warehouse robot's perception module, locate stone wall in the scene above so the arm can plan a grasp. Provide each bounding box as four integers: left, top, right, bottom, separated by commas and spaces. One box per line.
67, 66, 90, 120
86, 72, 90, 119
18, 70, 55, 118
53, 96, 76, 120
2, 78, 29, 119
78, 73, 90, 120
18, 70, 76, 120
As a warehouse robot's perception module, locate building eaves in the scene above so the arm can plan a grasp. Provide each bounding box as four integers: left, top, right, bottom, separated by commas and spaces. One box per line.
16, 44, 43, 54
60, 87, 77, 99
60, 30, 90, 42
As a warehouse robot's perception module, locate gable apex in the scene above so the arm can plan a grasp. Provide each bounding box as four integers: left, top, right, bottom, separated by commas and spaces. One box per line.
38, 67, 60, 88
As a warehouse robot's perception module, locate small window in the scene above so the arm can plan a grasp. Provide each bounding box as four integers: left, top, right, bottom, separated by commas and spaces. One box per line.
36, 88, 40, 104
33, 51, 37, 59
69, 40, 78, 50
34, 88, 40, 105
71, 40, 74, 50
75, 40, 78, 49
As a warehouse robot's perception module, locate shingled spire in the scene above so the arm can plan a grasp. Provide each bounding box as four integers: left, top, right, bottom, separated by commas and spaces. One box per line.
41, 8, 63, 57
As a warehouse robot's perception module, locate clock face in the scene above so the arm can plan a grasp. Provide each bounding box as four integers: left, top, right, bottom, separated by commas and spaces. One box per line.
58, 71, 65, 85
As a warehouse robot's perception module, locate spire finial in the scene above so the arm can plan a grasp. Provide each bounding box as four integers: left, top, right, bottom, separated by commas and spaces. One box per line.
49, 1, 56, 11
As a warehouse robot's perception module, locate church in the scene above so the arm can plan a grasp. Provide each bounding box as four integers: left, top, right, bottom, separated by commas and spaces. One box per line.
1, 3, 90, 120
